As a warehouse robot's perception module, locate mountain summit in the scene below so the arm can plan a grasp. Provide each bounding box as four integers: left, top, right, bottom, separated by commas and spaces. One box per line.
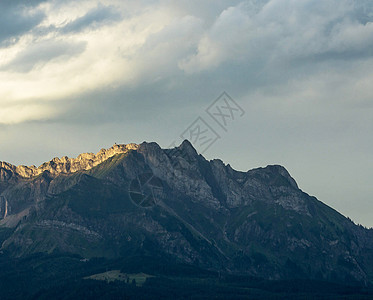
1, 141, 372, 286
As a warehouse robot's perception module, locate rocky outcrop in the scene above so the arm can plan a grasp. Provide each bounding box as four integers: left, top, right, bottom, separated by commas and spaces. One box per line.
0, 196, 8, 219
0, 143, 139, 178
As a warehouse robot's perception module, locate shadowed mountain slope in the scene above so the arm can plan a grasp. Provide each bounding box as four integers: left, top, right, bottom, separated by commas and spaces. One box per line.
1, 140, 372, 285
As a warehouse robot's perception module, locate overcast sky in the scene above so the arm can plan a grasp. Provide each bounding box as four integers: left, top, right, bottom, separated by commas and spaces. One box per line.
0, 0, 372, 227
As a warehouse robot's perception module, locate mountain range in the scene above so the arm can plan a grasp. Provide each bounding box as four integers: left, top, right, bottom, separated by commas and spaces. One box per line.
1, 140, 373, 298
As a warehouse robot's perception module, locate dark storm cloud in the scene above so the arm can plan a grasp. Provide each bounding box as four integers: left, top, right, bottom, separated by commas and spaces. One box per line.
2, 40, 87, 73
0, 0, 47, 45
60, 4, 122, 34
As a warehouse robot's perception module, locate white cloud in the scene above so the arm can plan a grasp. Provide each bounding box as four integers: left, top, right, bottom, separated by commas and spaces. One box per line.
0, 103, 55, 124
0, 0, 372, 124
0, 1, 176, 123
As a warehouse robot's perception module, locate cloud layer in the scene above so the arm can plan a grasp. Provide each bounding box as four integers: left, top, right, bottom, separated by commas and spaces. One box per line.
1, 0, 372, 123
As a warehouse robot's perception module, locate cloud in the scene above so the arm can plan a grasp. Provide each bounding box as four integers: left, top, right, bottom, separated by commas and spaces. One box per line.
2, 39, 87, 72
0, 0, 46, 45
0, 0, 373, 123
0, 1, 183, 119
60, 3, 122, 34
0, 102, 55, 124
180, 0, 373, 73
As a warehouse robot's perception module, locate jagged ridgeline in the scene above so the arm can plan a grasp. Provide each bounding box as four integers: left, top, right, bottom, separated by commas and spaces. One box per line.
1, 140, 373, 286
0, 143, 139, 178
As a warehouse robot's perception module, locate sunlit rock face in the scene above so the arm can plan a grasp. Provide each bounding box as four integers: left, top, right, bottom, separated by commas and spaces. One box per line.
0, 143, 139, 178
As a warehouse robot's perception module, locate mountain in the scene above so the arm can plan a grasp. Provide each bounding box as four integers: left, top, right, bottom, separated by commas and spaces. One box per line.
1, 140, 373, 297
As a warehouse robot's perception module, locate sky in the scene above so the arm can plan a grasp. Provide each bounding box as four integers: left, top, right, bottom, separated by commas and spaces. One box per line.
0, 0, 372, 227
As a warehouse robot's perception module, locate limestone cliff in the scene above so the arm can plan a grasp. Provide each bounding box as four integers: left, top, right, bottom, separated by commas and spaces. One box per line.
0, 143, 139, 178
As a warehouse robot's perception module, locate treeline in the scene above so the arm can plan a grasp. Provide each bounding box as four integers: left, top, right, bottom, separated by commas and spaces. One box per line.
1, 252, 373, 299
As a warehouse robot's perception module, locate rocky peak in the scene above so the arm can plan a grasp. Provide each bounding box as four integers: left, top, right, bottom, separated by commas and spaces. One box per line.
179, 139, 198, 154
0, 143, 139, 179
170, 139, 199, 163
265, 165, 299, 189
138, 142, 163, 154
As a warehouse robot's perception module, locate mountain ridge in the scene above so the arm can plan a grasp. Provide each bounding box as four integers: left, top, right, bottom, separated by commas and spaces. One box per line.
1, 140, 372, 286
0, 143, 139, 179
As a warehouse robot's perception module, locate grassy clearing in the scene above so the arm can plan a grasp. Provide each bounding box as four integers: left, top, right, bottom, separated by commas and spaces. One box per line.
85, 270, 154, 286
